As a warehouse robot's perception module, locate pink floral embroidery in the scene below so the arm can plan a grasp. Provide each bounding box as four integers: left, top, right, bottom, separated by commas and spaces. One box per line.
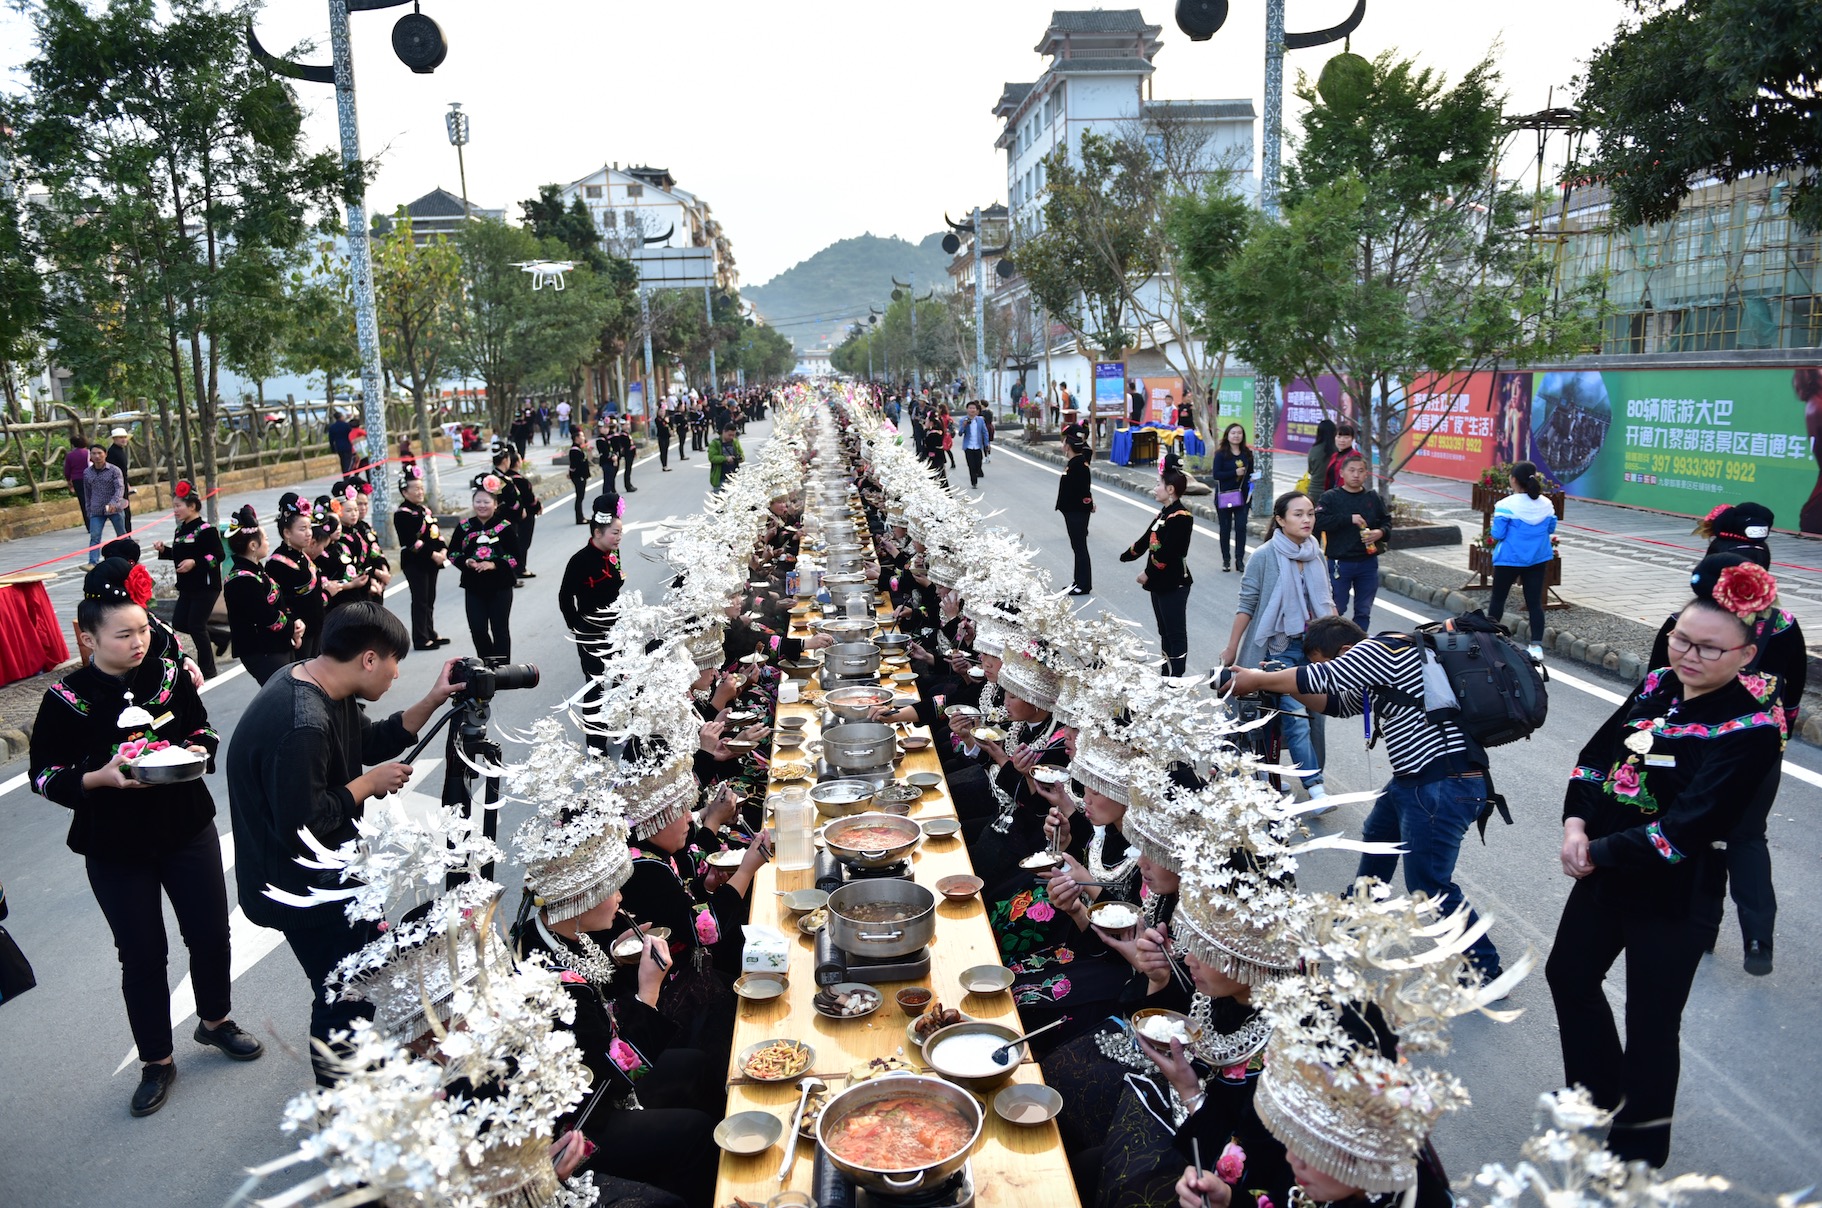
694, 908, 719, 946
1215, 1143, 1246, 1183
1257, 1195, 1275, 1208
1220, 1062, 1251, 1082
558, 970, 587, 985
1050, 975, 1071, 998
608, 1038, 646, 1075
1610, 762, 1641, 797
1025, 901, 1055, 923
117, 738, 148, 761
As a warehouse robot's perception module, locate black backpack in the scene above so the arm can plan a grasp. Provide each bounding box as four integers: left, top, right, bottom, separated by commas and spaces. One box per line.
1381, 611, 1549, 748
1377, 611, 1549, 838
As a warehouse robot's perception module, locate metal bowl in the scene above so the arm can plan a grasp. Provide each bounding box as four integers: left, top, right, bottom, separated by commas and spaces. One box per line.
127, 753, 207, 785
825, 684, 895, 722
823, 812, 923, 869
874, 631, 913, 650
994, 1084, 1064, 1127
810, 778, 876, 819
816, 1074, 983, 1194
959, 963, 1015, 996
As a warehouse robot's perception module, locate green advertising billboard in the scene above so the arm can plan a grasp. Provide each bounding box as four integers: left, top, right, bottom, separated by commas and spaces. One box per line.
1531, 367, 1822, 535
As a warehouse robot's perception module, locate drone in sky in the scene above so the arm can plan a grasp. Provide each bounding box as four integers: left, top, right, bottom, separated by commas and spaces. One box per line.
514, 260, 578, 291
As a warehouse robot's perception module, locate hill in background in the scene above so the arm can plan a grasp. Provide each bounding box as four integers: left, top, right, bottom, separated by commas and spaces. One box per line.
744, 232, 951, 350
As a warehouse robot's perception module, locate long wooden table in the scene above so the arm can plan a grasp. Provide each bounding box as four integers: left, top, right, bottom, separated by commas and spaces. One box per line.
711, 594, 1082, 1208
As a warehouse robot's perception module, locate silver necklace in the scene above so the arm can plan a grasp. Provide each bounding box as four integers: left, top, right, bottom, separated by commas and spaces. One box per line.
1188, 992, 1272, 1068
1088, 825, 1138, 885
536, 914, 617, 988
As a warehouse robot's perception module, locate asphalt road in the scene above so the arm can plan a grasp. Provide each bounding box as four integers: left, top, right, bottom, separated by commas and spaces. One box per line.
0, 423, 1814, 1203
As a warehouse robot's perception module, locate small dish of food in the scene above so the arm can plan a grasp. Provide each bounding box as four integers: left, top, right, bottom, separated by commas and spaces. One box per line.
812, 983, 881, 1020
738, 1038, 814, 1083
959, 964, 1015, 996
1131, 1008, 1202, 1049
705, 848, 744, 869
771, 761, 811, 782
935, 873, 983, 900
1088, 900, 1143, 941
777, 888, 829, 913
610, 926, 671, 966
907, 1002, 971, 1047
1018, 851, 1062, 875
895, 986, 933, 1016
733, 973, 788, 1002
722, 738, 760, 755
1030, 766, 1072, 785
994, 1084, 1064, 1127
797, 907, 828, 936
970, 725, 1005, 743
713, 1110, 784, 1155
900, 733, 931, 751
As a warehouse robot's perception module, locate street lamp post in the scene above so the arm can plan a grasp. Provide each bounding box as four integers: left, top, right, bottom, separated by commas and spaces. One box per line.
445, 101, 471, 220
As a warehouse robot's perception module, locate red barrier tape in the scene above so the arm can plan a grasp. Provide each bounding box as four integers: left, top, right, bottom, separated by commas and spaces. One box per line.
0, 451, 460, 581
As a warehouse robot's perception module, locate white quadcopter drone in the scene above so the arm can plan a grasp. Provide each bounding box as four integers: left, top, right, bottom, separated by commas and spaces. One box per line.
514, 260, 578, 291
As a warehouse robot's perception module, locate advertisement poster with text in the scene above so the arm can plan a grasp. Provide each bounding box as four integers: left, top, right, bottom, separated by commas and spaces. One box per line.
1093, 362, 1127, 417
1145, 377, 1184, 425
1208, 376, 1257, 440
1273, 376, 1348, 457
1392, 372, 1529, 482
1531, 366, 1822, 533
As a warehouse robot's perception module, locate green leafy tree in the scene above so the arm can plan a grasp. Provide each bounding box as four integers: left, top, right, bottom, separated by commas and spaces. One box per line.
374, 213, 463, 502
281, 241, 361, 419
455, 218, 543, 430
16, 0, 341, 516
521, 185, 604, 264
1192, 51, 1605, 484
0, 105, 45, 420
1576, 0, 1822, 233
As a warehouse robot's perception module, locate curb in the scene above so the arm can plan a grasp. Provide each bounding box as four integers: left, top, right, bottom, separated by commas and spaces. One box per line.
1010, 439, 1822, 751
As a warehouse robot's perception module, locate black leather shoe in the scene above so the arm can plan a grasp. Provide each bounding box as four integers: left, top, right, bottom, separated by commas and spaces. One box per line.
432, 637, 452, 648
131, 1062, 176, 1116
194, 1019, 264, 1061
1744, 940, 1773, 976
519, 571, 537, 579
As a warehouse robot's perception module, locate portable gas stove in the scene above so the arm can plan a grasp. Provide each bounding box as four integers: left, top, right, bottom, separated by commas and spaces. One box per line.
811, 1149, 976, 1208
812, 923, 932, 988
813, 849, 912, 893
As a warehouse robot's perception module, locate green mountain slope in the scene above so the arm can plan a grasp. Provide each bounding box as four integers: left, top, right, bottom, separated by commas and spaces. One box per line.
744, 232, 951, 350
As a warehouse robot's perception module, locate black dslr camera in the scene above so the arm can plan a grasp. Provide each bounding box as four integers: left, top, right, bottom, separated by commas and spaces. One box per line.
450, 657, 540, 701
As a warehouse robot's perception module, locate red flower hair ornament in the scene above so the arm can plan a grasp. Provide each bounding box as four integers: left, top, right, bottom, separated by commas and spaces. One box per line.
1711, 562, 1778, 621
124, 563, 155, 608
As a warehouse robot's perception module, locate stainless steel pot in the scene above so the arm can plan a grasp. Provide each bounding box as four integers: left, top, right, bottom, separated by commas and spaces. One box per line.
816, 1074, 982, 1195
826, 876, 936, 956
819, 722, 896, 775
823, 641, 881, 679
825, 685, 896, 722
829, 581, 877, 614
810, 778, 875, 819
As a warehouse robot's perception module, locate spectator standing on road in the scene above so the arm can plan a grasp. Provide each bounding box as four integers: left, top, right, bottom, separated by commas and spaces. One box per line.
537, 404, 552, 445
1055, 435, 1095, 596
708, 423, 744, 491
326, 410, 354, 475
63, 434, 90, 526
31, 562, 262, 1118
106, 427, 135, 528
1229, 614, 1504, 979
610, 419, 636, 493
960, 401, 990, 488
1316, 453, 1391, 629
225, 603, 459, 1087
1318, 422, 1358, 492
555, 398, 572, 438
1210, 422, 1255, 573
1305, 418, 1336, 490
1220, 490, 1336, 806
655, 402, 673, 471
153, 481, 224, 680
1646, 552, 1803, 977
82, 444, 127, 563
221, 505, 301, 685
1488, 460, 1559, 660
1121, 468, 1195, 676
1548, 586, 1784, 1166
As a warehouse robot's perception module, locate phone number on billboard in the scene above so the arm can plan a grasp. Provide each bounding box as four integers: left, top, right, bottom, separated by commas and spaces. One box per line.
1624, 453, 1762, 482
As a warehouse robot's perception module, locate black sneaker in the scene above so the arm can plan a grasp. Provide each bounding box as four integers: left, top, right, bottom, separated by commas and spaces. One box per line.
131, 1062, 176, 1117
1744, 940, 1773, 976
194, 1019, 265, 1061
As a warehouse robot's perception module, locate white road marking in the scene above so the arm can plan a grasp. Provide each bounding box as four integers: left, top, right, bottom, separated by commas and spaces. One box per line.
991, 444, 1822, 788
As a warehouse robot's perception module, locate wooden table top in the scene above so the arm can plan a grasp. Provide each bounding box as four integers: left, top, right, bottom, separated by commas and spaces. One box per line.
711, 593, 1082, 1208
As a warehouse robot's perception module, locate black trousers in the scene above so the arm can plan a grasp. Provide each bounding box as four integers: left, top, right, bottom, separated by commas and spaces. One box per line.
578, 640, 609, 752
282, 913, 383, 1086
242, 649, 295, 685
1545, 875, 1716, 1167
964, 446, 985, 485
1062, 509, 1092, 590
1150, 584, 1191, 676
621, 453, 635, 490
1217, 504, 1248, 566
1699, 763, 1779, 946
404, 560, 439, 647
465, 587, 514, 661
84, 824, 233, 1064
570, 475, 590, 524
172, 589, 219, 679
657, 432, 670, 468
674, 423, 688, 459
1490, 561, 1549, 642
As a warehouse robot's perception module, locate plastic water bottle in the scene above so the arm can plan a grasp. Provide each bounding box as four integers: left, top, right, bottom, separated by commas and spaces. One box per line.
773, 787, 814, 871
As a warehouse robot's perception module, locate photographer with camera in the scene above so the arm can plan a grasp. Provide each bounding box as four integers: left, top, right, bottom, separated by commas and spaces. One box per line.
225, 602, 463, 1086
1224, 615, 1502, 981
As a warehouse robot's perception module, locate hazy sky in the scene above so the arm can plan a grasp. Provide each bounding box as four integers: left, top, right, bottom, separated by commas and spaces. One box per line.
3, 1, 1639, 286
